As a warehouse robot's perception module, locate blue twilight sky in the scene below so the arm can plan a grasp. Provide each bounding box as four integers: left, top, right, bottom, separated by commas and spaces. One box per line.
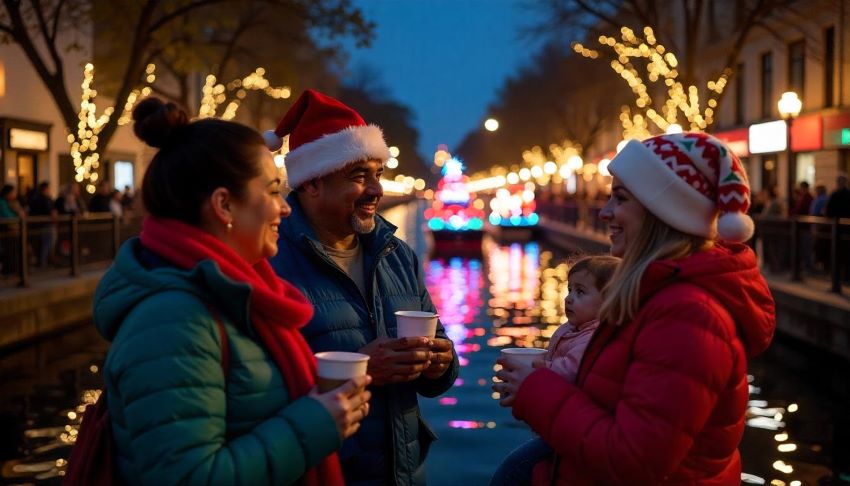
338, 0, 546, 163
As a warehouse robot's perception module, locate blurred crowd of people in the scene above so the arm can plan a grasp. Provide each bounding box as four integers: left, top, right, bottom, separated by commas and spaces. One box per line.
749, 174, 850, 277
0, 181, 137, 277
749, 173, 850, 219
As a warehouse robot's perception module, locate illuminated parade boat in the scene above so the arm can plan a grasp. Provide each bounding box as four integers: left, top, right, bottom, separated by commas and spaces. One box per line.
425, 157, 485, 255
485, 185, 539, 242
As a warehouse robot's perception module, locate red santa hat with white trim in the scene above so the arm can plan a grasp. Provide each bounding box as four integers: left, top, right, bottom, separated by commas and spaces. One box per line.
264, 89, 390, 189
609, 132, 754, 242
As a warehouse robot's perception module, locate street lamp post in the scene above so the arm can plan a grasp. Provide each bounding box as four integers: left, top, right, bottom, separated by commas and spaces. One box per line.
777, 91, 802, 214
778, 91, 802, 281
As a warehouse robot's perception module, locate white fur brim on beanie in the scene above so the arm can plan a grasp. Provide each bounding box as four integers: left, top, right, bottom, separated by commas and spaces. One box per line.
608, 134, 755, 243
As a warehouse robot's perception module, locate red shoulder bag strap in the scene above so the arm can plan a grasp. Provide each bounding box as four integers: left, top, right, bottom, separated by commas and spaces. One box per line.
204, 302, 230, 379
64, 302, 231, 486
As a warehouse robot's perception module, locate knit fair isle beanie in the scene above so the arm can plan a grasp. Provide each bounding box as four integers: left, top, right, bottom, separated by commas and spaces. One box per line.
609, 132, 754, 242
264, 89, 390, 189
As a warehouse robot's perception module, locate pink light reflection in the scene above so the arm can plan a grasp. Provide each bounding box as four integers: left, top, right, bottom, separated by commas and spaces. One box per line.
455, 343, 481, 353
439, 397, 458, 406
448, 420, 482, 429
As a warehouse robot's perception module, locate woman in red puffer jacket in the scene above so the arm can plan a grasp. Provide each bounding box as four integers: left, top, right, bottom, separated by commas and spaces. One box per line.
495, 132, 776, 485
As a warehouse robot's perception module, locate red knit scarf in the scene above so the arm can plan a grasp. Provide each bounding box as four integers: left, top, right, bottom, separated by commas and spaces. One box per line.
139, 217, 343, 486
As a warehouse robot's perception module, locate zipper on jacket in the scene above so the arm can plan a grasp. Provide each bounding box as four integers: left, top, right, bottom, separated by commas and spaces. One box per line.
304, 238, 397, 331
305, 236, 409, 482
306, 239, 370, 304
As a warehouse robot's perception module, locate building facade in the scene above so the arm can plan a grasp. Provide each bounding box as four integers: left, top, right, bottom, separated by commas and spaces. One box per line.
571, 0, 850, 212
710, 0, 849, 211
0, 30, 147, 200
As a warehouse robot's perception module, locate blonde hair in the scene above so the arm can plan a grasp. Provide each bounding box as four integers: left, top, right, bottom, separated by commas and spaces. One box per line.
599, 211, 713, 325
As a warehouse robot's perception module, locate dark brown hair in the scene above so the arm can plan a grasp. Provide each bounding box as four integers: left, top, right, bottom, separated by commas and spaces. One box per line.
568, 255, 621, 291
133, 97, 265, 224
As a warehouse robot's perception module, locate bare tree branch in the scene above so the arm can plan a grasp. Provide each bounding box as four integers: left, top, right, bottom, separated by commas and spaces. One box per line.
31, 0, 66, 75
50, 0, 67, 41
32, 0, 53, 43
2, 0, 77, 127
212, 7, 262, 80
624, 0, 654, 29
574, 0, 621, 29
753, 19, 787, 42
148, 0, 228, 34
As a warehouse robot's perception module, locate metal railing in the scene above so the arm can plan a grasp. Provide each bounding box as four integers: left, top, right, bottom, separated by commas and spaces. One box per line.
537, 200, 850, 295
0, 195, 415, 290
537, 199, 609, 235
0, 214, 142, 288
753, 215, 850, 294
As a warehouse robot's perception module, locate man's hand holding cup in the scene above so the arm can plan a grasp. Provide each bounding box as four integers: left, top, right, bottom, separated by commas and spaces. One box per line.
357, 311, 440, 386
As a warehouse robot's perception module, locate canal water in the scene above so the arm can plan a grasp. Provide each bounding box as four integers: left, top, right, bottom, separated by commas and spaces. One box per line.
0, 201, 847, 485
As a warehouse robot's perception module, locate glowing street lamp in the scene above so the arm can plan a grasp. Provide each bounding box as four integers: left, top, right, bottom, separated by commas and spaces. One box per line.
484, 118, 500, 131
778, 91, 802, 119
777, 91, 802, 217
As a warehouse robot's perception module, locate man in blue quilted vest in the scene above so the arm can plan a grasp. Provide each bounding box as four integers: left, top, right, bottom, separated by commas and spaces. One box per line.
266, 89, 459, 486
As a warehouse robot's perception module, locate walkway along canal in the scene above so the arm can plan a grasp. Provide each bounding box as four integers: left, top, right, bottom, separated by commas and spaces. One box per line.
0, 201, 847, 484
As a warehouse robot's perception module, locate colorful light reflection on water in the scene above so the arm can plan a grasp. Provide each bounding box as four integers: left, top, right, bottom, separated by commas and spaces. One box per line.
485, 240, 569, 350
425, 256, 485, 360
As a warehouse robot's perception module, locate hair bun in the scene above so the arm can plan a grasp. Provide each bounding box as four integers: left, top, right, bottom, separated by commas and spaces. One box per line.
132, 97, 189, 148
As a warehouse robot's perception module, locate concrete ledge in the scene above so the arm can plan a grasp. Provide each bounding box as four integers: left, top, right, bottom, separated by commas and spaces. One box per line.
0, 269, 106, 350
766, 277, 850, 361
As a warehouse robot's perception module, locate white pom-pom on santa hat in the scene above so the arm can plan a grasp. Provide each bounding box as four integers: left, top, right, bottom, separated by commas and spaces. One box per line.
263, 130, 283, 152
717, 211, 755, 243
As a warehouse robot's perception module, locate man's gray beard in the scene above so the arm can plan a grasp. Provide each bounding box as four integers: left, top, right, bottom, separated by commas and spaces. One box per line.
351, 214, 376, 234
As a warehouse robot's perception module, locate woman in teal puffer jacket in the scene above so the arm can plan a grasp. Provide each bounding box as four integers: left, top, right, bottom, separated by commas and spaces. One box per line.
91, 98, 371, 485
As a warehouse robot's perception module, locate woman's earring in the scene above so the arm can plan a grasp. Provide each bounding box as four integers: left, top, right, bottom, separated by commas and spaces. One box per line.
226, 221, 233, 232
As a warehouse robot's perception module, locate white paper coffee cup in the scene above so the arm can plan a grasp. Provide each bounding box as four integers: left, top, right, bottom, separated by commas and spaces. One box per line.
395, 311, 439, 339
500, 347, 547, 367
315, 351, 369, 392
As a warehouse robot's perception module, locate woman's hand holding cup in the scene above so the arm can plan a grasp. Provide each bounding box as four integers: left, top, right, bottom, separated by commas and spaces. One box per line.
493, 348, 547, 407
311, 374, 372, 439
312, 351, 372, 439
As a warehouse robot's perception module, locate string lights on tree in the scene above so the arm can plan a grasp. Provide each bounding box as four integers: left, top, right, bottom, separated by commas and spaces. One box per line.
70, 63, 294, 191
200, 67, 292, 120
71, 64, 422, 200
71, 63, 156, 193
573, 26, 731, 138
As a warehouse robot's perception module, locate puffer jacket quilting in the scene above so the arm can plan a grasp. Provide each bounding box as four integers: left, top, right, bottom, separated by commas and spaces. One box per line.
270, 193, 458, 486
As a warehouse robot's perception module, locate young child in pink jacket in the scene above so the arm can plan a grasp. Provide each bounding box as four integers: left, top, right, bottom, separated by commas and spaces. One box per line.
490, 255, 620, 486
544, 255, 620, 381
